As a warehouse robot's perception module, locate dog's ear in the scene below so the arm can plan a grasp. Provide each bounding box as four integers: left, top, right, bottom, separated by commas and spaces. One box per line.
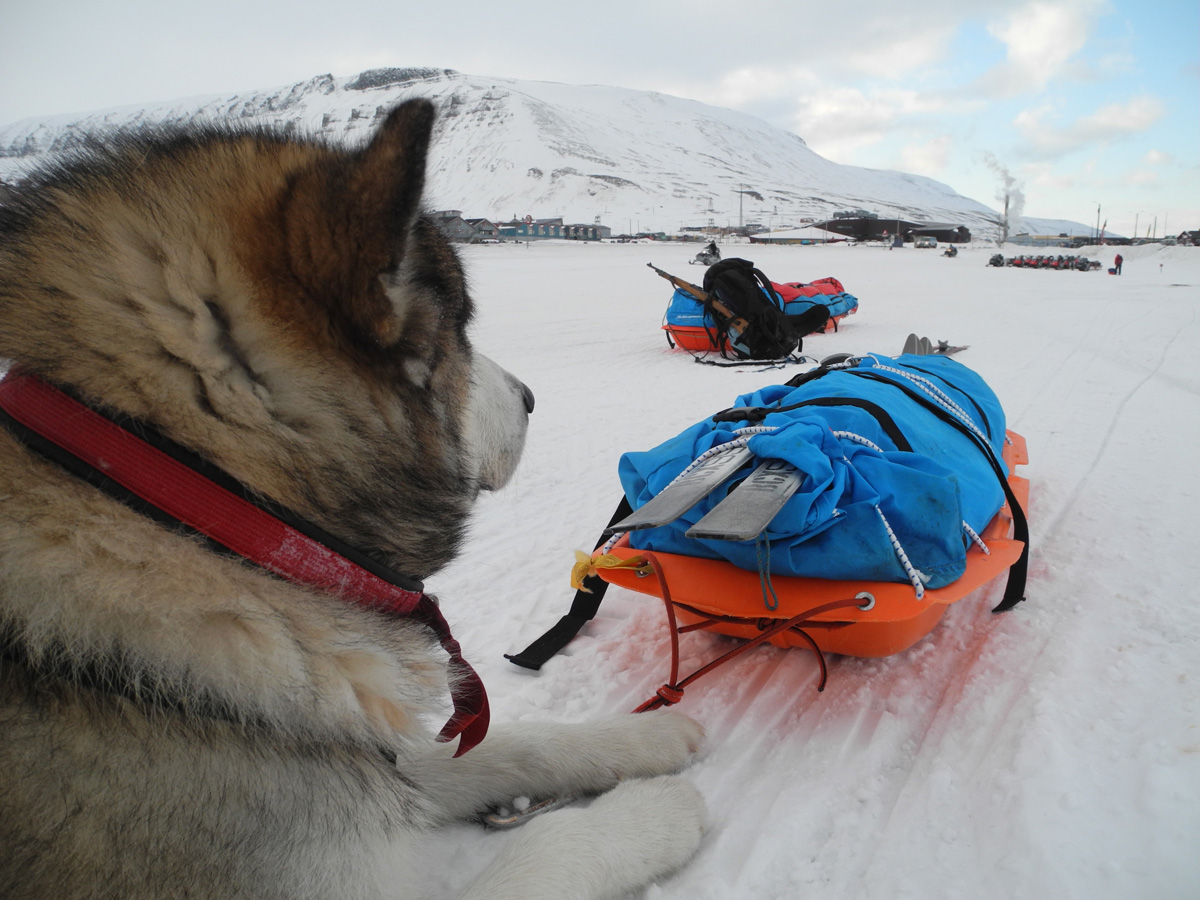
284, 99, 436, 347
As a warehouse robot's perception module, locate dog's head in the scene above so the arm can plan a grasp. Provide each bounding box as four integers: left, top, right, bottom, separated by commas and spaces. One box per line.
0, 100, 532, 578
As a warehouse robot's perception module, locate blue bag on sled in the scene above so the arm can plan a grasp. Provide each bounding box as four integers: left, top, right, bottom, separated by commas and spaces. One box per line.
505, 352, 1029, 684
619, 354, 1009, 590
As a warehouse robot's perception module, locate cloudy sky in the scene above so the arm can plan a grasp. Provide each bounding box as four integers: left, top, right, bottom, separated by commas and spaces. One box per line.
3, 0, 1196, 237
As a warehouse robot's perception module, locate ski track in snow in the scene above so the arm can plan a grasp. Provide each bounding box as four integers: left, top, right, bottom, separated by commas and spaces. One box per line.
1028, 292, 1196, 544
322, 241, 1200, 897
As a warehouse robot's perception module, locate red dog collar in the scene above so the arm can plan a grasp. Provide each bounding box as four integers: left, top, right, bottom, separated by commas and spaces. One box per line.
0, 367, 489, 755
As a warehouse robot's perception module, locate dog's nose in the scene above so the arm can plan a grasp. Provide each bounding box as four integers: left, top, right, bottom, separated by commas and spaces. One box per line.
520, 382, 535, 414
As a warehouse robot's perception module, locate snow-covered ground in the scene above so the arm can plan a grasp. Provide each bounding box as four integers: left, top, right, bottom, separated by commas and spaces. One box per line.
416, 238, 1198, 899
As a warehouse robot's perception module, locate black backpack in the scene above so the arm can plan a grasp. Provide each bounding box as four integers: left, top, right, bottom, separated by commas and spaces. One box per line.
701, 258, 828, 360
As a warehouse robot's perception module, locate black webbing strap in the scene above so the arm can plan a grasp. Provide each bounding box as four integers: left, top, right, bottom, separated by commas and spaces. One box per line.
505, 496, 632, 670
712, 396, 914, 451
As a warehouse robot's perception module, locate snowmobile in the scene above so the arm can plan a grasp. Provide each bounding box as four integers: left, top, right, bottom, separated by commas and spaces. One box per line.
689, 241, 721, 266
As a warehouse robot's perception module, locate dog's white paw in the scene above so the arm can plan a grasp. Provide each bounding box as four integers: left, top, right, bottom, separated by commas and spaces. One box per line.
587, 775, 707, 876
456, 776, 705, 900
593, 709, 705, 781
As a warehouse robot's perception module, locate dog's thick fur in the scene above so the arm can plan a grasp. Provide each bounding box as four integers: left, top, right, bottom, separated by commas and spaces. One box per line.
0, 99, 704, 900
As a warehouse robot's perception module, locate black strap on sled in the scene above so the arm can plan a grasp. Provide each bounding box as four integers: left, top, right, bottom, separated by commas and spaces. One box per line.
505, 496, 632, 670
713, 395, 914, 452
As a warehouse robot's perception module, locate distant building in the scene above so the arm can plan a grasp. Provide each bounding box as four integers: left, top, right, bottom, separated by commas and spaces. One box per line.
430, 211, 501, 243
815, 214, 971, 244
429, 211, 476, 242
464, 218, 499, 241
497, 217, 611, 240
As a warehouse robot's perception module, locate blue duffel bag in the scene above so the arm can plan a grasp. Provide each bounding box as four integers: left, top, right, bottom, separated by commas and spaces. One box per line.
618, 353, 1023, 598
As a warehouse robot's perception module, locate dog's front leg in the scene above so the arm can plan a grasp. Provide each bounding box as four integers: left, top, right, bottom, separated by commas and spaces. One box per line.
454, 775, 705, 900
406, 709, 703, 823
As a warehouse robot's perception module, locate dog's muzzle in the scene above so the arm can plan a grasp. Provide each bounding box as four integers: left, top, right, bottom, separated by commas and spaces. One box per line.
466, 354, 532, 492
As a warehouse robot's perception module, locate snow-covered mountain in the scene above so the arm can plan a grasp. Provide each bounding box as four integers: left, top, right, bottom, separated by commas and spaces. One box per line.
0, 67, 1021, 239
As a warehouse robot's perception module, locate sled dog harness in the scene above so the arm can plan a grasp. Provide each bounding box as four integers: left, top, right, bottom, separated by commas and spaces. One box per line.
0, 367, 489, 756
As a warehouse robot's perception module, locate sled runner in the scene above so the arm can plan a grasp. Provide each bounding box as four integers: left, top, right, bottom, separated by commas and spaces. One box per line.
508, 353, 1029, 712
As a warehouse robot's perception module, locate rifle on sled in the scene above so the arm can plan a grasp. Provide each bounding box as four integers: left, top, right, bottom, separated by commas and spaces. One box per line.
647, 262, 751, 338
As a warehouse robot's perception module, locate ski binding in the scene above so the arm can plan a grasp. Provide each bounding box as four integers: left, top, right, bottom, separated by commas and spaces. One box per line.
902, 333, 968, 356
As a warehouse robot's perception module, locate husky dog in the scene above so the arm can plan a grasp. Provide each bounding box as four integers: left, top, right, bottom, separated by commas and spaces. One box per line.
0, 99, 704, 900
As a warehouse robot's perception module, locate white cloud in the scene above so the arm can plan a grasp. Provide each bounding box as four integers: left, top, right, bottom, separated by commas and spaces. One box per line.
1142, 149, 1175, 166
1082, 95, 1165, 134
1015, 94, 1166, 159
701, 65, 823, 111
1126, 170, 1160, 187
978, 0, 1110, 97
786, 87, 922, 160
666, 65, 983, 166
898, 136, 955, 176
1025, 162, 1079, 191
842, 22, 959, 78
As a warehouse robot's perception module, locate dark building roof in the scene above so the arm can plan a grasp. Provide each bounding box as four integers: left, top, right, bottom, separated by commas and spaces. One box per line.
814, 216, 971, 244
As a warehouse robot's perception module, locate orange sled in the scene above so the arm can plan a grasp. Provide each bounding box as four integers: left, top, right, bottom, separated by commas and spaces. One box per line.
588, 431, 1029, 708
663, 310, 854, 351
662, 323, 729, 353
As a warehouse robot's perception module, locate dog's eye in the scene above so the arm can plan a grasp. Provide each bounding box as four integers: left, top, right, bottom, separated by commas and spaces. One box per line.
426, 277, 472, 329
410, 218, 474, 330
